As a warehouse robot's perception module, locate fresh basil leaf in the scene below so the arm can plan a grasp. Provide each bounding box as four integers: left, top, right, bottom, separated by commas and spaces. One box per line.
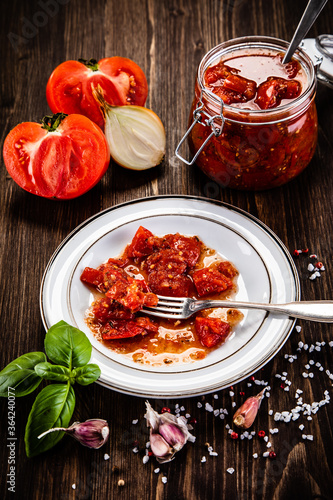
25, 383, 75, 457
44, 321, 92, 369
72, 364, 101, 386
34, 362, 70, 382
0, 352, 46, 397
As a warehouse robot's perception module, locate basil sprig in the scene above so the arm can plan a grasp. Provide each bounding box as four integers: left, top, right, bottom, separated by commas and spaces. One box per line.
0, 320, 101, 457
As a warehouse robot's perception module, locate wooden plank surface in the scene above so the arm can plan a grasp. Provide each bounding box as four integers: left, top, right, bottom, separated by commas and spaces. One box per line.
1, 0, 332, 499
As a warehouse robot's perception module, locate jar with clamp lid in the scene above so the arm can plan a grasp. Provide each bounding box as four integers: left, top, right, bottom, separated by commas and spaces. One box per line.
176, 36, 319, 190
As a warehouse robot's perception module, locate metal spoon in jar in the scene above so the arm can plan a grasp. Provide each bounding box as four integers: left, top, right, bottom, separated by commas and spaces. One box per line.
283, 0, 328, 64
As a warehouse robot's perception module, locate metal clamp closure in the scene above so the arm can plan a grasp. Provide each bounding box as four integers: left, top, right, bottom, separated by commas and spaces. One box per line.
175, 89, 225, 166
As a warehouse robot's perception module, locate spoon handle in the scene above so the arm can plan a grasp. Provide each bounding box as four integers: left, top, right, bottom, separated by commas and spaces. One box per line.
283, 0, 328, 64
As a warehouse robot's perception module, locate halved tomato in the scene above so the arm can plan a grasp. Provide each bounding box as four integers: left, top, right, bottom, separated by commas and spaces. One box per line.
46, 57, 148, 129
3, 113, 110, 199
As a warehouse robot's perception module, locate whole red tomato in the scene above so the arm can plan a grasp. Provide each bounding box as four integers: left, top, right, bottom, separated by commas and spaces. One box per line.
3, 113, 110, 199
46, 57, 148, 129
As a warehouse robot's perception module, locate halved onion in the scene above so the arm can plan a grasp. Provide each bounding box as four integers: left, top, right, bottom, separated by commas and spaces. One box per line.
93, 86, 166, 170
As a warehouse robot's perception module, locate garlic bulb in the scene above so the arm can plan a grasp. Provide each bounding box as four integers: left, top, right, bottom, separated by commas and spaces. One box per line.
37, 419, 109, 449
93, 86, 166, 170
145, 401, 195, 463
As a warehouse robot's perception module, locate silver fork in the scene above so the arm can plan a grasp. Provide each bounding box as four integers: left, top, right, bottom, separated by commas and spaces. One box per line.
142, 296, 333, 322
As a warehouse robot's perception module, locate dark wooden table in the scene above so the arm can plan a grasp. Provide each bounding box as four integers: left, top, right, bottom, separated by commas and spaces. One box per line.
1, 1, 332, 498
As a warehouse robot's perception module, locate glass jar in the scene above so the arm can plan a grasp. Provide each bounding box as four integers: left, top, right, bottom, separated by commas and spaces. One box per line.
177, 36, 318, 190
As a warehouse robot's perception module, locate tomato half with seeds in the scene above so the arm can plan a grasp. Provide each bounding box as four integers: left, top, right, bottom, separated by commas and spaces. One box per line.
46, 57, 148, 129
3, 113, 110, 199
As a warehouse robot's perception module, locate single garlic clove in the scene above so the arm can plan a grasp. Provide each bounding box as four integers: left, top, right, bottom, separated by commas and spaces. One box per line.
159, 422, 186, 449
233, 389, 266, 429
149, 432, 173, 459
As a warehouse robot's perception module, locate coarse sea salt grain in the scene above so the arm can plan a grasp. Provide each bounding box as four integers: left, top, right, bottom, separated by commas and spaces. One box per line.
104, 454, 110, 460
72, 484, 76, 490
253, 453, 258, 458
227, 468, 235, 474
299, 424, 305, 431
205, 403, 214, 412
143, 456, 149, 464
154, 468, 160, 474
132, 419, 138, 424
162, 477, 167, 484
263, 452, 270, 458
295, 326, 302, 333
197, 402, 203, 408
201, 457, 206, 463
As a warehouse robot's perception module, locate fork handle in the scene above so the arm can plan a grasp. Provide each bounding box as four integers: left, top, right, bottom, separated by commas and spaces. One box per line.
190, 300, 333, 323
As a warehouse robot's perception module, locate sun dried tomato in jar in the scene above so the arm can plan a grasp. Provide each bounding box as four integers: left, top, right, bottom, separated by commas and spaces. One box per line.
177, 36, 318, 190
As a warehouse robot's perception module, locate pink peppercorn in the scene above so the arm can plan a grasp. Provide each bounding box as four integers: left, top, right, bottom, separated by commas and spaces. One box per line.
161, 407, 171, 413
293, 250, 300, 257
231, 432, 239, 440
258, 430, 265, 438
269, 451, 276, 459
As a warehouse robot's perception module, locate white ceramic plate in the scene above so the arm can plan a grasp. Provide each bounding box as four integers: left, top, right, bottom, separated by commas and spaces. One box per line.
40, 196, 299, 398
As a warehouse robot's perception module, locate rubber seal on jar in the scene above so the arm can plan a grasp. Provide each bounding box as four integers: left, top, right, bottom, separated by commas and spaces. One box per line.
175, 89, 225, 166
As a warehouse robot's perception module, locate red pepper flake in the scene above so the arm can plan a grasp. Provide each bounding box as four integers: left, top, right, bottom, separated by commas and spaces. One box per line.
280, 383, 285, 389
148, 451, 154, 456
258, 430, 266, 438
230, 386, 234, 390
250, 376, 255, 381
293, 250, 300, 257
231, 432, 239, 440
189, 417, 198, 425
269, 451, 277, 459
239, 391, 245, 396
315, 262, 323, 269
302, 248, 309, 254
161, 407, 171, 413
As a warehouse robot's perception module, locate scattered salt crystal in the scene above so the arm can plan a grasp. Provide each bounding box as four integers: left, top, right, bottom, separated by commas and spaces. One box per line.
309, 360, 315, 365
143, 455, 149, 464
320, 265, 325, 271
264, 435, 269, 442
302, 434, 307, 440
253, 453, 258, 458
307, 435, 314, 441
162, 476, 167, 484
266, 392, 270, 397
229, 391, 234, 397
282, 372, 287, 376
319, 367, 324, 371
247, 383, 252, 387
210, 451, 218, 456
214, 394, 219, 399
281, 376, 286, 381
72, 484, 76, 490
232, 402, 236, 407
305, 364, 310, 369
104, 453, 110, 460
288, 358, 294, 363
308, 263, 315, 271
309, 373, 314, 378
227, 468, 235, 474
315, 346, 321, 352
266, 442, 272, 448
251, 431, 256, 435
154, 468, 160, 474
307, 416, 312, 421
197, 402, 202, 408
132, 447, 139, 454
225, 424, 230, 429
263, 452, 270, 457
310, 254, 317, 259
240, 434, 245, 440
309, 273, 317, 280
275, 374, 281, 378
214, 409, 220, 417
205, 403, 214, 412
295, 326, 302, 333
186, 413, 191, 418
132, 419, 138, 424
329, 341, 333, 347
299, 424, 305, 431
284, 386, 290, 391
180, 406, 185, 411
220, 413, 225, 420
201, 456, 206, 463
274, 412, 281, 421
302, 372, 309, 378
